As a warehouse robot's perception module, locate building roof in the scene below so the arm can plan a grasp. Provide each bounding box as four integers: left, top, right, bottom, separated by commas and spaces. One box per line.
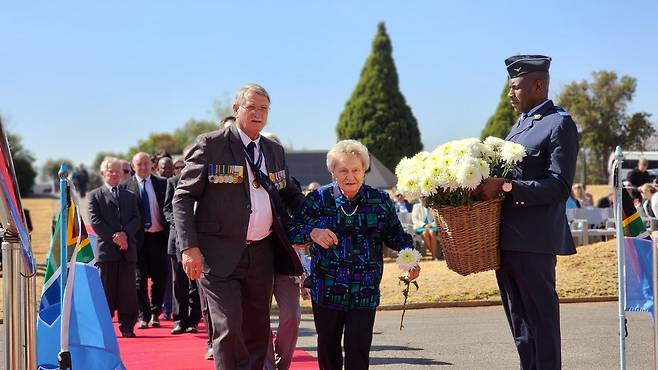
285, 150, 398, 189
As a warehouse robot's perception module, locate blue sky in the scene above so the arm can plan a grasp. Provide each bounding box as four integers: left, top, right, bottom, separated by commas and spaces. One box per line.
1, 1, 657, 173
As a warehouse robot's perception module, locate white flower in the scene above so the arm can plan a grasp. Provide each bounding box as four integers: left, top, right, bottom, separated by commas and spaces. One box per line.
455, 157, 482, 189
499, 142, 526, 164
484, 136, 505, 148
396, 248, 422, 272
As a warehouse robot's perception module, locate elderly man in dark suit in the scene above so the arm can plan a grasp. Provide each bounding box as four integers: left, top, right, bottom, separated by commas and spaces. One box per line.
477, 55, 579, 370
88, 157, 142, 338
125, 152, 169, 329
173, 83, 304, 370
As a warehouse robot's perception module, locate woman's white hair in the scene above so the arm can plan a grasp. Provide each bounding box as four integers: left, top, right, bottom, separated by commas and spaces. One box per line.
326, 140, 370, 172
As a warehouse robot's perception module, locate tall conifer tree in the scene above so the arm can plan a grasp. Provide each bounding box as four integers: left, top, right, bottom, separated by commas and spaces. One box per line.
336, 22, 422, 171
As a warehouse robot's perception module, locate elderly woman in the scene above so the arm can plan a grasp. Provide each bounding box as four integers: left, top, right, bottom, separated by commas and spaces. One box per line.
288, 140, 420, 370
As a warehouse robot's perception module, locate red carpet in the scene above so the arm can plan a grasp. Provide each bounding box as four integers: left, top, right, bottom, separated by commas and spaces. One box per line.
114, 319, 318, 369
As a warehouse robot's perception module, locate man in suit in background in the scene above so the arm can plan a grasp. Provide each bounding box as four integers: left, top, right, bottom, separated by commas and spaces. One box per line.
126, 152, 169, 329
88, 157, 142, 338
163, 151, 201, 336
476, 55, 579, 370
173, 83, 305, 369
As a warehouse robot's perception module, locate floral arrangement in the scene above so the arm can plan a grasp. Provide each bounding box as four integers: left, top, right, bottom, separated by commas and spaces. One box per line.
396, 248, 422, 330
395, 137, 526, 207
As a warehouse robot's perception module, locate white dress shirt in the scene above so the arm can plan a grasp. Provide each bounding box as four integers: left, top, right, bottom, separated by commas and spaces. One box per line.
236, 125, 273, 241
135, 174, 164, 233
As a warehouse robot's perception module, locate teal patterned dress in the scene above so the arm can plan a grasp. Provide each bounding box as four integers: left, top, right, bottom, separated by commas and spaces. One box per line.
288, 182, 412, 311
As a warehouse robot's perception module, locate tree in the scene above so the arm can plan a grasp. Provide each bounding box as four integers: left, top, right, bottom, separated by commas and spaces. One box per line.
336, 22, 423, 171
127, 133, 182, 159
212, 95, 233, 122
41, 158, 74, 189
6, 132, 37, 196
173, 119, 217, 149
558, 71, 655, 182
480, 83, 518, 140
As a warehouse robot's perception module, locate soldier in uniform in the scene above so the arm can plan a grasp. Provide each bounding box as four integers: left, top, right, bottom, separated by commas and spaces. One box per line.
476, 55, 579, 370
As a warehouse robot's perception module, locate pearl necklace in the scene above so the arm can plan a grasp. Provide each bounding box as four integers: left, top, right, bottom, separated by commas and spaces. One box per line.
340, 205, 358, 217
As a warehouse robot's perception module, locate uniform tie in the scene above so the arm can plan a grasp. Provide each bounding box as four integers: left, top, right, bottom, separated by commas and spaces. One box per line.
140, 179, 152, 229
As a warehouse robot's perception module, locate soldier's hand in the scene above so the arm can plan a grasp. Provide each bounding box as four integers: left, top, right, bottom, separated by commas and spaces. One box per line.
310, 228, 338, 249
182, 247, 203, 280
474, 177, 505, 201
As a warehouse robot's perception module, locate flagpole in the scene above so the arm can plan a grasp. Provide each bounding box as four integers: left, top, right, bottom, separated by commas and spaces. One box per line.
58, 164, 72, 370
614, 146, 626, 370
651, 236, 658, 370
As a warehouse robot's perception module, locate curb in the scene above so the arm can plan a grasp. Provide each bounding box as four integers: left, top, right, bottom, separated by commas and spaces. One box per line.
280, 296, 619, 315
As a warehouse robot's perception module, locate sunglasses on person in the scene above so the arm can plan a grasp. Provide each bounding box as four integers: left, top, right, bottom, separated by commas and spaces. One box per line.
174, 166, 185, 170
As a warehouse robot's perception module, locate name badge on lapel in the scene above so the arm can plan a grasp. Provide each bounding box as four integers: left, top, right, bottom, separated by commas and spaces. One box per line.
268, 169, 287, 190
208, 164, 244, 184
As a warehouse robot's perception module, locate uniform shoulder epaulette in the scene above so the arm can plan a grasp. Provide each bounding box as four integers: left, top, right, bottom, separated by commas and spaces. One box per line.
554, 106, 571, 117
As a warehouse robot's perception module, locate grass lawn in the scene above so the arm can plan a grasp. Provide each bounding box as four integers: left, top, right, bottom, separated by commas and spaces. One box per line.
1, 195, 620, 318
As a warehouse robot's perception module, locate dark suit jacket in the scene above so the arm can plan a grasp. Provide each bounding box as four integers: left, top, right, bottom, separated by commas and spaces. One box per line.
125, 174, 169, 243
88, 185, 142, 262
502, 100, 579, 255
173, 124, 305, 278
163, 175, 181, 256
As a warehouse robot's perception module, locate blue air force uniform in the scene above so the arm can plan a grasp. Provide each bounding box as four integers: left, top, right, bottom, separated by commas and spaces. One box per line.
496, 55, 579, 370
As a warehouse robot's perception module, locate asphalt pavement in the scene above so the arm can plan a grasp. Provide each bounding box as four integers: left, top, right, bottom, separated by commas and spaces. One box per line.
294, 301, 654, 369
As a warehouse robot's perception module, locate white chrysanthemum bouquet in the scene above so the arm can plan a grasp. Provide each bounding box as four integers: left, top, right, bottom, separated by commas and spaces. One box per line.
395, 137, 526, 207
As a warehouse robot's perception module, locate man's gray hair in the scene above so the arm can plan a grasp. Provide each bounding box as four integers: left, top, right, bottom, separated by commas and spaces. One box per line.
100, 156, 120, 173
326, 140, 370, 172
235, 83, 270, 105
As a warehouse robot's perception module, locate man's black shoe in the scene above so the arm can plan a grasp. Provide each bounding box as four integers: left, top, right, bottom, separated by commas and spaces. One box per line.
137, 320, 148, 329
121, 331, 136, 338
149, 315, 161, 328
186, 325, 198, 334
171, 324, 186, 335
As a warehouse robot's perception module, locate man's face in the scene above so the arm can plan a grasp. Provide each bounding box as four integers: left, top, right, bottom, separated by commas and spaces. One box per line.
158, 158, 174, 178
639, 161, 649, 171
132, 153, 152, 179
233, 90, 269, 139
103, 161, 122, 187
173, 160, 185, 176
121, 161, 131, 180
508, 75, 537, 113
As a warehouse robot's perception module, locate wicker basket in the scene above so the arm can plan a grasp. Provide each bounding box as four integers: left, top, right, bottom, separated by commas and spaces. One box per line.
431, 197, 503, 276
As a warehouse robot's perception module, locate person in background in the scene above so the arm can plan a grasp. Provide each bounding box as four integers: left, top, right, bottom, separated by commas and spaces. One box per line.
219, 116, 236, 129
393, 191, 412, 213
288, 140, 420, 370
572, 183, 593, 207
639, 183, 658, 219
627, 158, 654, 188
126, 152, 169, 329
88, 157, 141, 338
596, 193, 614, 208
411, 196, 440, 259
306, 182, 321, 194
173, 157, 185, 177
72, 164, 90, 198
119, 160, 133, 183
158, 157, 175, 179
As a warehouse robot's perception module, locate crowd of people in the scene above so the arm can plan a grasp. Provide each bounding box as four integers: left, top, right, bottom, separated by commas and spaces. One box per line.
84, 53, 577, 370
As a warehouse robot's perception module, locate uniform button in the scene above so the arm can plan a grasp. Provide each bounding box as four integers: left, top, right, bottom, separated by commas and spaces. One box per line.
246, 204, 251, 210
520, 201, 525, 205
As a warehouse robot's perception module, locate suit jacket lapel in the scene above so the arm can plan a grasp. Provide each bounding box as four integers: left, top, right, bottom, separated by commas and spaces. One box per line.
260, 138, 276, 175
229, 124, 250, 197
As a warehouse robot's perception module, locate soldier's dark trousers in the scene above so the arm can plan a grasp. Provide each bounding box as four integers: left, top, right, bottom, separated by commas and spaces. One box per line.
496, 251, 560, 370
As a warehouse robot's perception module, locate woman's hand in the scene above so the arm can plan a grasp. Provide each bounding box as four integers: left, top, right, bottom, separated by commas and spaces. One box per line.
310, 228, 338, 249
408, 265, 421, 281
